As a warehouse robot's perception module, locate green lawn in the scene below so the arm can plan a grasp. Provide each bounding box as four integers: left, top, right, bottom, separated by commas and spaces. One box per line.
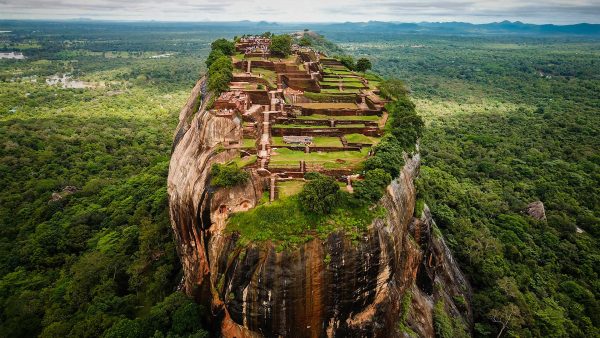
272, 123, 364, 129
268, 55, 298, 62
272, 136, 343, 147
321, 77, 363, 83
341, 82, 366, 89
363, 73, 382, 81
251, 67, 277, 88
323, 68, 354, 75
295, 102, 358, 109
296, 114, 380, 121
269, 147, 370, 169
321, 88, 361, 94
229, 155, 257, 168
345, 133, 381, 144
303, 92, 358, 102
242, 138, 256, 148
231, 52, 245, 61
226, 194, 385, 250
277, 180, 305, 198
311, 137, 343, 147
272, 124, 325, 129
271, 136, 287, 146
367, 81, 380, 89
319, 88, 344, 94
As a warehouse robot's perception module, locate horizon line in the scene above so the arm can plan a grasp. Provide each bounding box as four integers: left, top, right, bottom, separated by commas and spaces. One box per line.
1, 18, 599, 26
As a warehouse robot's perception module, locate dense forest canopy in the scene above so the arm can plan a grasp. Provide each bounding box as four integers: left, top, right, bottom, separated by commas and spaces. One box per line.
332, 32, 600, 337
0, 21, 598, 337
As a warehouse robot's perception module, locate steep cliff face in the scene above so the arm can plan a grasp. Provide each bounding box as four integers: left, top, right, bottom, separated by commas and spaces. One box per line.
168, 79, 472, 337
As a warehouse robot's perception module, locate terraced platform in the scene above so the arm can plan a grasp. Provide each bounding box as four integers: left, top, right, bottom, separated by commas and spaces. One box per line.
209, 35, 389, 201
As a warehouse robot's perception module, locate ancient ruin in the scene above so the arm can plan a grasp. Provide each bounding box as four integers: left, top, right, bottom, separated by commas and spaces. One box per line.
209, 35, 389, 203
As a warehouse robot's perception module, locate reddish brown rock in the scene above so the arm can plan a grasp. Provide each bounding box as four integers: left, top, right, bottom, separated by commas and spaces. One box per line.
168, 79, 472, 337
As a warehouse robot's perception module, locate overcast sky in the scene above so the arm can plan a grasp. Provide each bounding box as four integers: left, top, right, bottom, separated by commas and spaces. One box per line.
1, 0, 599, 24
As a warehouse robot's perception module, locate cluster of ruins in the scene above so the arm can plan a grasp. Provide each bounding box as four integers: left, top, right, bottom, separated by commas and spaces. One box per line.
207, 35, 389, 206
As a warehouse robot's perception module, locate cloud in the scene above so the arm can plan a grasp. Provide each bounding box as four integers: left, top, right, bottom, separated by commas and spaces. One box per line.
0, 0, 598, 23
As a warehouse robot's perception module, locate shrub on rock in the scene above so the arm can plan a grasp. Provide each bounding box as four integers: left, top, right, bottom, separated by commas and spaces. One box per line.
298, 175, 340, 215
210, 164, 250, 188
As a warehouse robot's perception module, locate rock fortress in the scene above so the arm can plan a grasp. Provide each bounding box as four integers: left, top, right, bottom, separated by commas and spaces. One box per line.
167, 32, 472, 337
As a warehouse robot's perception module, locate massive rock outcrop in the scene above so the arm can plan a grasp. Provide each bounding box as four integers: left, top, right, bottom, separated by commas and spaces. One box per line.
168, 79, 472, 337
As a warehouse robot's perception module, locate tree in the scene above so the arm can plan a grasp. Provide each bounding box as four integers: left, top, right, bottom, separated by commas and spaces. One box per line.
363, 137, 405, 178
379, 78, 409, 100
207, 56, 233, 94
210, 38, 235, 56
171, 302, 205, 335
299, 37, 311, 47
386, 97, 424, 149
104, 319, 142, 338
488, 303, 523, 338
338, 55, 355, 71
353, 169, 391, 203
205, 49, 225, 68
208, 56, 233, 75
298, 176, 340, 214
207, 71, 231, 94
355, 58, 372, 73
210, 164, 250, 188
270, 35, 292, 58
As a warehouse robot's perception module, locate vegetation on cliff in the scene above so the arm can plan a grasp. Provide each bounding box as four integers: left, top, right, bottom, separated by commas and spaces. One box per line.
210, 163, 250, 188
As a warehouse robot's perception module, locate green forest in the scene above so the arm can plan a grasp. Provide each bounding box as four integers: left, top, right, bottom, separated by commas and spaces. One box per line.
336, 33, 600, 337
1, 21, 599, 337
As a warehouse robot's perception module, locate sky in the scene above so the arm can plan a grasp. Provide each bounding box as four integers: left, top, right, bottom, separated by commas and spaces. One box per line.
1, 0, 599, 24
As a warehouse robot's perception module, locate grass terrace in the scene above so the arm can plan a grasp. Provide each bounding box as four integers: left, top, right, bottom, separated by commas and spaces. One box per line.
340, 82, 366, 88
367, 81, 380, 89
321, 77, 363, 83
251, 67, 277, 87
277, 180, 305, 198
311, 136, 344, 147
345, 133, 381, 145
271, 136, 343, 147
272, 123, 365, 129
295, 114, 380, 121
295, 102, 358, 109
232, 52, 245, 62
303, 92, 358, 102
363, 73, 382, 81
269, 55, 298, 62
321, 88, 362, 94
272, 124, 325, 129
323, 68, 354, 75
242, 138, 256, 148
229, 155, 258, 168
226, 194, 386, 250
269, 148, 370, 169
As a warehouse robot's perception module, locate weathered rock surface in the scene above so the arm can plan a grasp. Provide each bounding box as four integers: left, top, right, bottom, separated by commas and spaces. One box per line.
526, 201, 546, 221
168, 79, 472, 337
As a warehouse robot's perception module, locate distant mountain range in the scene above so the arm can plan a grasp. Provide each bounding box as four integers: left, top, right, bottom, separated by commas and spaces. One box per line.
309, 20, 600, 36
1, 19, 599, 36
